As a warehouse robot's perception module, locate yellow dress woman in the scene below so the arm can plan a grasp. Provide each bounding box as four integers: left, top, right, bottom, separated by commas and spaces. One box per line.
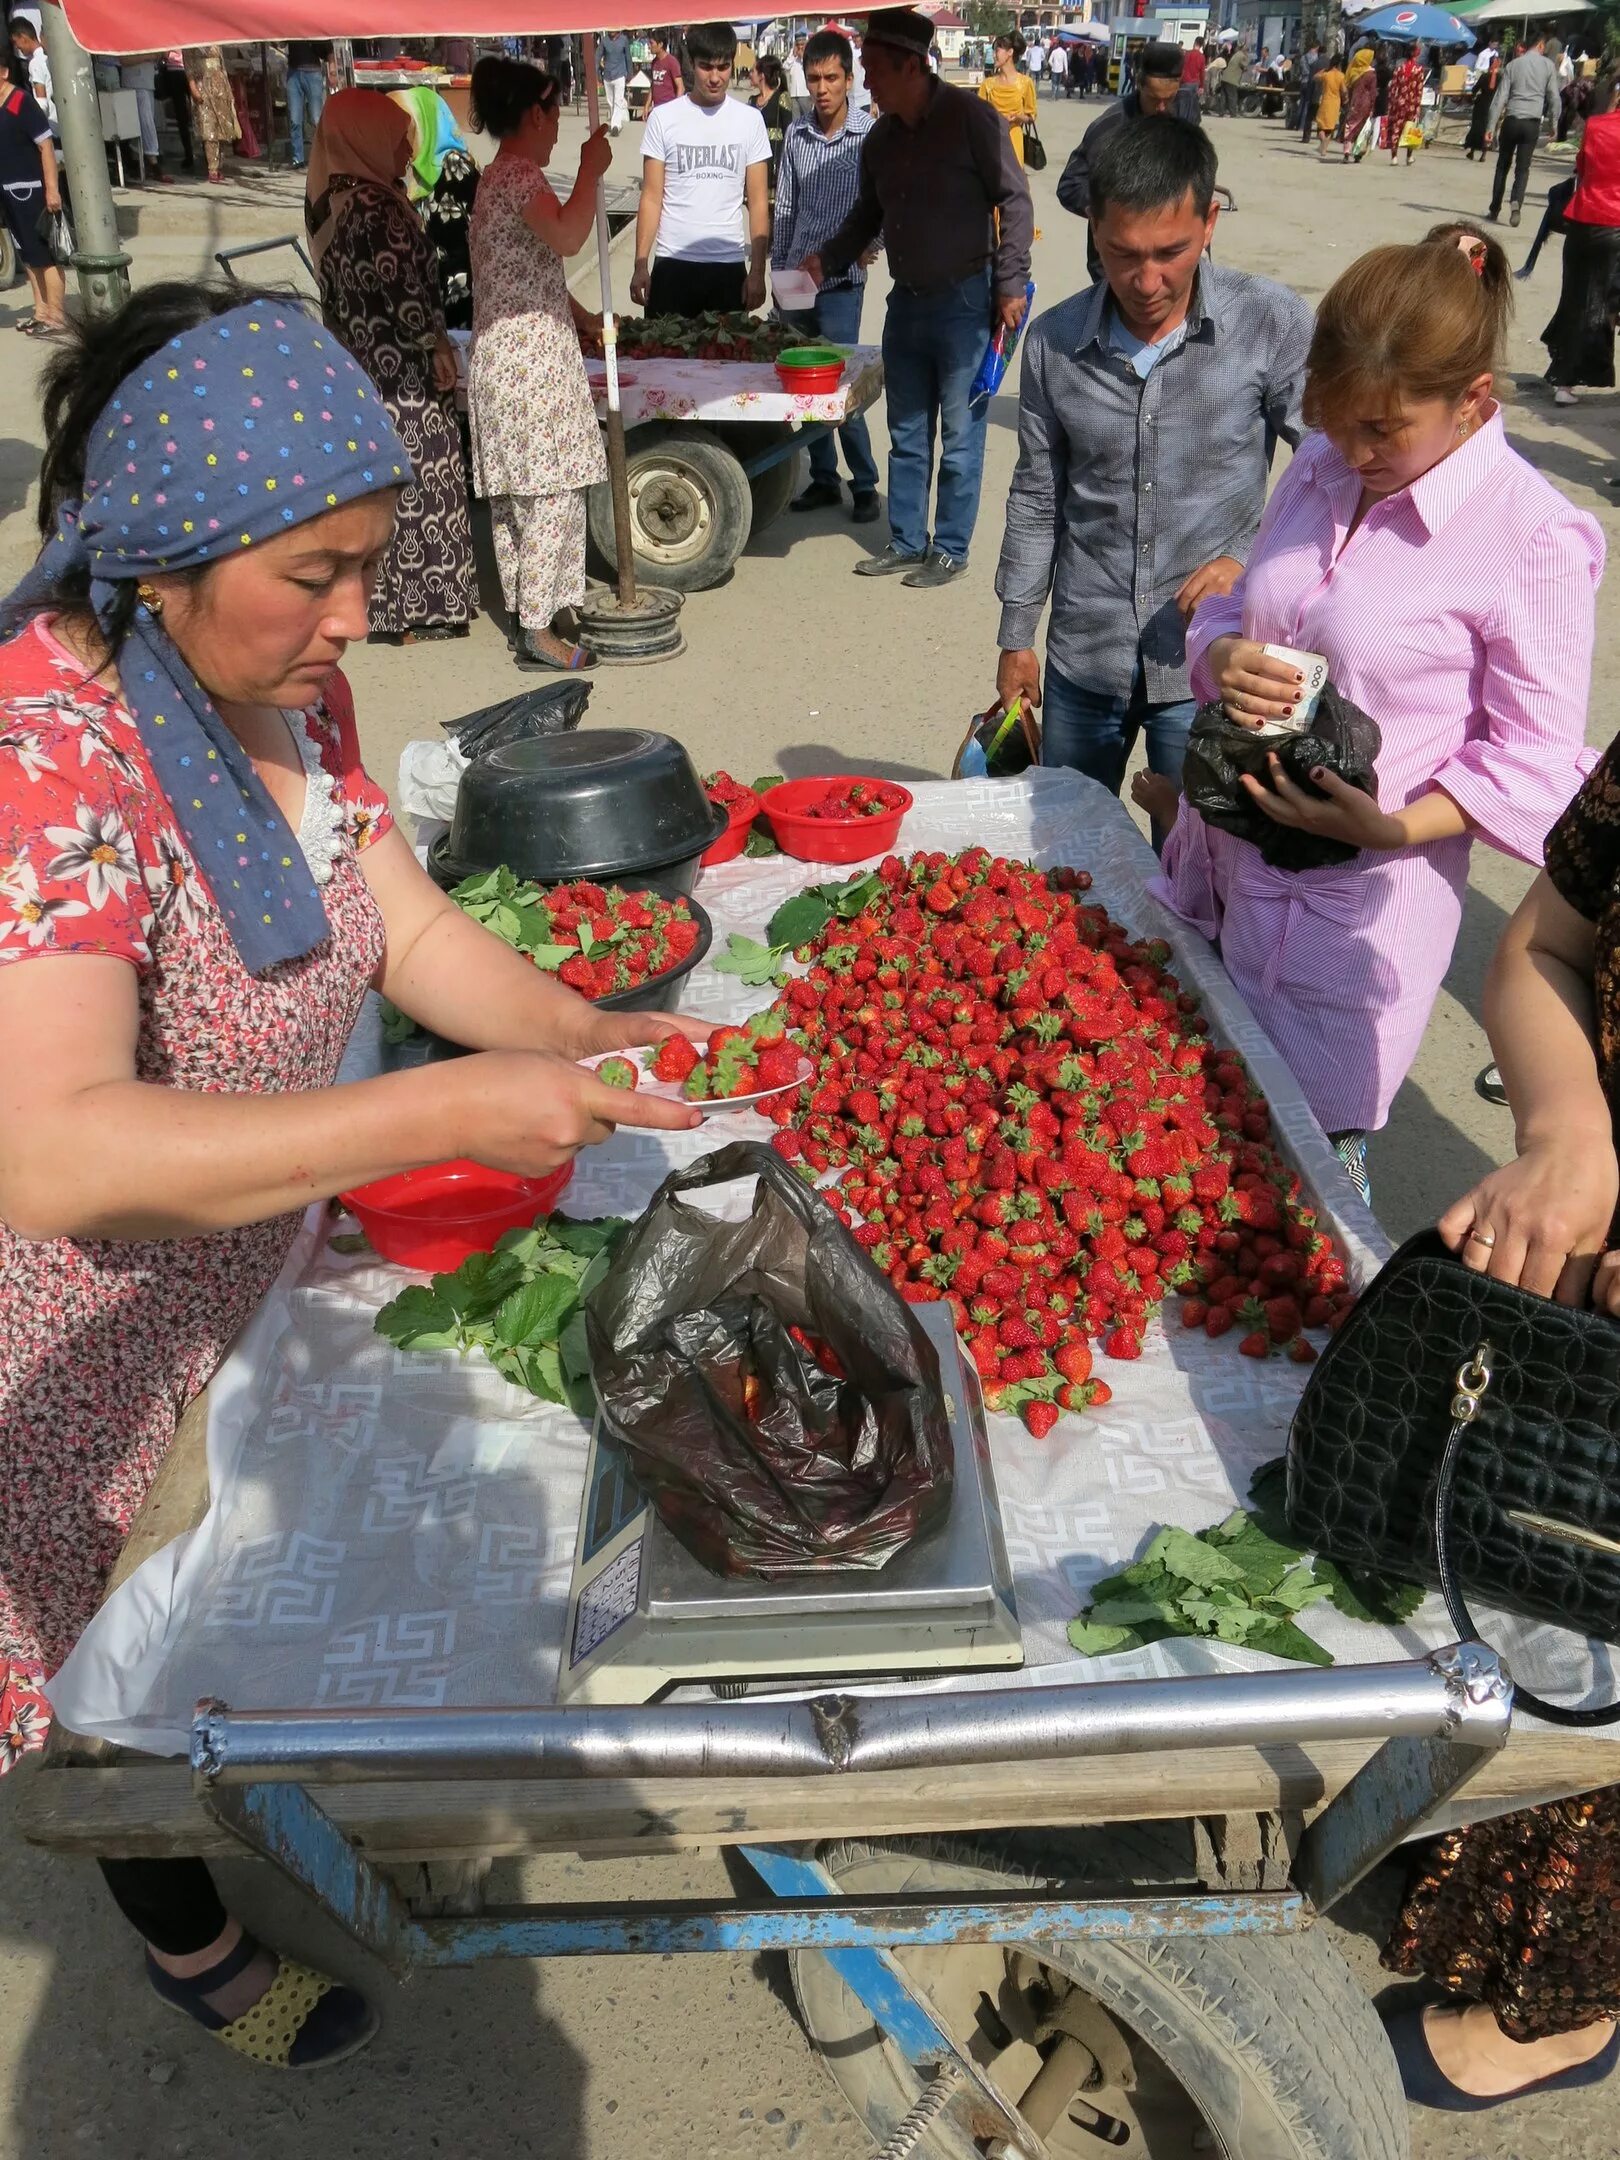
978, 32, 1038, 166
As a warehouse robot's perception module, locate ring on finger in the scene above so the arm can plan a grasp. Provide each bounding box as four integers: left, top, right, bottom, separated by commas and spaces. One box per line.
1464, 1224, 1497, 1250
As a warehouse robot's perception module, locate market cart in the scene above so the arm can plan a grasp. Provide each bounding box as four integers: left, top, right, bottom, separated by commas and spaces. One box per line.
21, 773, 1619, 2159
581, 346, 885, 593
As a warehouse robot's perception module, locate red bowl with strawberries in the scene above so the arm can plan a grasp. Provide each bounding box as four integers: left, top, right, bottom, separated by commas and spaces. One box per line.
700, 772, 762, 867
759, 775, 913, 863
340, 1158, 574, 1272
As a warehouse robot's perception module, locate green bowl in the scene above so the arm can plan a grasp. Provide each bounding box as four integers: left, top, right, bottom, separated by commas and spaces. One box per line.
777, 345, 846, 368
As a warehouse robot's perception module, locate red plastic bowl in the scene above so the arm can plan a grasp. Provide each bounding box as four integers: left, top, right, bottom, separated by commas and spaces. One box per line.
760, 776, 914, 864
700, 783, 762, 867
775, 359, 846, 394
340, 1158, 574, 1272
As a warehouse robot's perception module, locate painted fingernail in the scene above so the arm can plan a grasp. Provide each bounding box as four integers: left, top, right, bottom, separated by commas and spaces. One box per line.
1311, 766, 1326, 780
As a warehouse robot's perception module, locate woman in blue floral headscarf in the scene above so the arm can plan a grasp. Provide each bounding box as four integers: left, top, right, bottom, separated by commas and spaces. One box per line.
0, 282, 702, 2070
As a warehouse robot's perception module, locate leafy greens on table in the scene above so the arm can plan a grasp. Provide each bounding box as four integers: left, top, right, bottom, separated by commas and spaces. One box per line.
373, 1215, 627, 1416
1066, 1458, 1424, 1667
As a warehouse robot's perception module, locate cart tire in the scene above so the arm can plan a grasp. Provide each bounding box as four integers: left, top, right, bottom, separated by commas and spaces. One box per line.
789, 1832, 1407, 2160
587, 423, 752, 593
0, 227, 16, 290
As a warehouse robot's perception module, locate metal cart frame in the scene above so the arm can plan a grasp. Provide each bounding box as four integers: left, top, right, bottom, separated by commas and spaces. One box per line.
174, 1646, 1511, 2157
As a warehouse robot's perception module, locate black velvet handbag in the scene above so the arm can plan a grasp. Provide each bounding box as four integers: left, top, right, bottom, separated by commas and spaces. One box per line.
1286, 1228, 1620, 1727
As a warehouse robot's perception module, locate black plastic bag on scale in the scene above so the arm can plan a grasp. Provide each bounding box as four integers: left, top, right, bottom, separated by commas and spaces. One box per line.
584, 1143, 954, 1578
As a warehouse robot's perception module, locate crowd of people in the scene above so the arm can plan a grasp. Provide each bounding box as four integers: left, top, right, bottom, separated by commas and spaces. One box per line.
0, 5, 1617, 2128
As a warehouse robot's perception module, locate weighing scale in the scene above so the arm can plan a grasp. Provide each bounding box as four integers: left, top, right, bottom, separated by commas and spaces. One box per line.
559, 1304, 1022, 1702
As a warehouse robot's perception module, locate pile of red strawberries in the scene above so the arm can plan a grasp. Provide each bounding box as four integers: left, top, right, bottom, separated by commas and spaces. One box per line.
751, 847, 1356, 1435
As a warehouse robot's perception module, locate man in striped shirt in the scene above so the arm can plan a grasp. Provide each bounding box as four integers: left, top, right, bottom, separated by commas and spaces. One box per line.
771, 29, 882, 522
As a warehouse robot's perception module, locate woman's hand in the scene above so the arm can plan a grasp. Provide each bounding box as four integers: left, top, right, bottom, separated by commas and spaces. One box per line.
1439, 1135, 1620, 1305
450, 1049, 701, 1177
579, 124, 613, 186
1240, 756, 1404, 850
555, 1005, 714, 1064
1207, 635, 1302, 727
430, 334, 459, 395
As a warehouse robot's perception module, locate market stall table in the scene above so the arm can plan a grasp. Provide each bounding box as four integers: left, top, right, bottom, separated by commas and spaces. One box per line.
21, 771, 1619, 2158
447, 332, 882, 592
576, 344, 884, 592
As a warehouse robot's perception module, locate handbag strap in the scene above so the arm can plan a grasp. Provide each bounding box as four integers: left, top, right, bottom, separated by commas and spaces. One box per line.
1432, 1340, 1620, 1729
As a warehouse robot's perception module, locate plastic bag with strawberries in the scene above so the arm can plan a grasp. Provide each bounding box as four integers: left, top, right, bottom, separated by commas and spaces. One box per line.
585, 1142, 954, 1578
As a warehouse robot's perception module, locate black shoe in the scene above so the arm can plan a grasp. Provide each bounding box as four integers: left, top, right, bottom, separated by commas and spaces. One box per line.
854, 543, 929, 578
1486, 207, 1500, 222
850, 491, 880, 525
902, 551, 966, 589
1510, 203, 1522, 227
790, 480, 843, 513
1475, 1062, 1509, 1107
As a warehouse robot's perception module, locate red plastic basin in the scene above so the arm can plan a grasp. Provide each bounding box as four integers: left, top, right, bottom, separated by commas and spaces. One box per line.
759, 776, 914, 864
775, 359, 846, 394
700, 783, 763, 867
340, 1158, 574, 1273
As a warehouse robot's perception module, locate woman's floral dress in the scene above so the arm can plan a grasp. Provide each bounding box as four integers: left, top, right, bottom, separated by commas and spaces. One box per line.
0, 617, 391, 1771
466, 153, 605, 504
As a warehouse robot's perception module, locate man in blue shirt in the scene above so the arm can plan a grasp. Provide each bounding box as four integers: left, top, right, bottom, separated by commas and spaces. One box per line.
603, 29, 630, 135
771, 29, 881, 523
995, 119, 1310, 843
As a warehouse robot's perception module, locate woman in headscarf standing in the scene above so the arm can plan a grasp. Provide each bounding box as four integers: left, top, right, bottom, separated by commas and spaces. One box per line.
1340, 43, 1378, 160
1464, 51, 1499, 157
305, 88, 475, 643
0, 282, 701, 2063
1382, 45, 1425, 159
466, 55, 611, 672
183, 45, 239, 184
391, 85, 482, 332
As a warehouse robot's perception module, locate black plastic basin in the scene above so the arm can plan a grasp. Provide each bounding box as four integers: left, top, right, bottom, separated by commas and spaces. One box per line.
434, 728, 726, 893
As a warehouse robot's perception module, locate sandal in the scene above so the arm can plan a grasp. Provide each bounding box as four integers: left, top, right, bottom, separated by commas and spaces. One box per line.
513, 631, 595, 673
145, 1932, 378, 2070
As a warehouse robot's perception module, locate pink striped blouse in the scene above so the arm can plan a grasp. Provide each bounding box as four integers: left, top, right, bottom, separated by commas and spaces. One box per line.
1152, 412, 1603, 1135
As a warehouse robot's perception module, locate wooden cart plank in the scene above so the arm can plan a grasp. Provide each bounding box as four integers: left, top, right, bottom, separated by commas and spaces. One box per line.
18, 1730, 1611, 1865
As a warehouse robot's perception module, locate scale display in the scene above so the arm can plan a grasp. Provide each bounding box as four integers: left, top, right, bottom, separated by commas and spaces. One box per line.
559, 1302, 1022, 1703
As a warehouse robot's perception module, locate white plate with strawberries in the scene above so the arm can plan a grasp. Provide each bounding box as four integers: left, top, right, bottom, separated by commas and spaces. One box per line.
581, 1022, 811, 1117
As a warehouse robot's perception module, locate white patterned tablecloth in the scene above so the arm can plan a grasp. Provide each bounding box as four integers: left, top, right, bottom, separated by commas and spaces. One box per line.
48, 773, 1617, 1751
586, 346, 884, 429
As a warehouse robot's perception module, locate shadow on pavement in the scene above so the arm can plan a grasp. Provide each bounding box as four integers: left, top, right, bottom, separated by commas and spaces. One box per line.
774, 740, 943, 784
0, 1772, 590, 2160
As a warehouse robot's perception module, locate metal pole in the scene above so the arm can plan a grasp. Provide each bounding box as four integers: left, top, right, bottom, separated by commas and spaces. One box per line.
191, 1645, 1514, 1787
580, 37, 638, 607
40, 0, 128, 316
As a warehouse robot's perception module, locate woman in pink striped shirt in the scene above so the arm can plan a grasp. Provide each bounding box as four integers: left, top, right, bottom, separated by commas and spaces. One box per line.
1149, 225, 1603, 1189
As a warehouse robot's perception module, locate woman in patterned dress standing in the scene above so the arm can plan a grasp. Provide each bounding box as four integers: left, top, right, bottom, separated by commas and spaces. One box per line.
305, 89, 476, 643
1379, 744, 1620, 2109
0, 283, 703, 2065
183, 45, 239, 184
467, 55, 611, 672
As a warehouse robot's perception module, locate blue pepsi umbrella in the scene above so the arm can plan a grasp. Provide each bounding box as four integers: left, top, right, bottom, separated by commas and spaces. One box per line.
1353, 4, 1476, 43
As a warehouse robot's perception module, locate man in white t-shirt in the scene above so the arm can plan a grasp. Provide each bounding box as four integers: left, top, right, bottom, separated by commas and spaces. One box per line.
787, 32, 810, 116
631, 18, 770, 316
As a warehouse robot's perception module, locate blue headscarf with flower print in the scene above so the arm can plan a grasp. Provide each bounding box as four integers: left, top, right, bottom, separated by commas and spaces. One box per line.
1, 300, 411, 975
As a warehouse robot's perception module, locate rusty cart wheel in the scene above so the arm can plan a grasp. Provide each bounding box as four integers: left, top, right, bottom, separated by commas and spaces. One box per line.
789, 1833, 1407, 2160
586, 422, 752, 593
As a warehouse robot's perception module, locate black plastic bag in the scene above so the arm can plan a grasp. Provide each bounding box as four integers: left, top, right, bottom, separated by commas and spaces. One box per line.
35, 204, 73, 268
1181, 682, 1382, 872
442, 680, 591, 760
585, 1142, 954, 1578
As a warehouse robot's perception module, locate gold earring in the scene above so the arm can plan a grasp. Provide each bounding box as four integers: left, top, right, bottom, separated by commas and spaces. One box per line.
136, 582, 164, 619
